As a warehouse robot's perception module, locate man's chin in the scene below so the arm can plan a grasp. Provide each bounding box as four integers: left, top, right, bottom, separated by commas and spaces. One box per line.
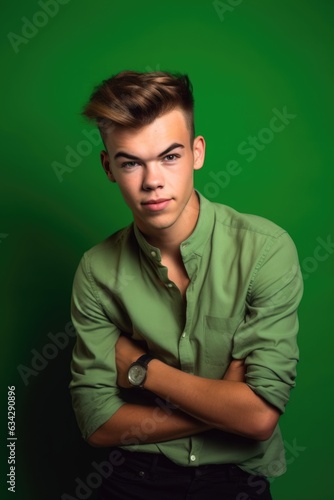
136, 214, 177, 233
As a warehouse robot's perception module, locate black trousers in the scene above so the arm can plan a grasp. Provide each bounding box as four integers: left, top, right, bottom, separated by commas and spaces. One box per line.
98, 448, 272, 500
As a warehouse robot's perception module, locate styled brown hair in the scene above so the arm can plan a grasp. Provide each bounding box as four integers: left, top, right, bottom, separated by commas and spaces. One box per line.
82, 70, 195, 143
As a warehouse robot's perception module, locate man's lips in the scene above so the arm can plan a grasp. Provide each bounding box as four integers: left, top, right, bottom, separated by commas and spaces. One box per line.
142, 198, 172, 211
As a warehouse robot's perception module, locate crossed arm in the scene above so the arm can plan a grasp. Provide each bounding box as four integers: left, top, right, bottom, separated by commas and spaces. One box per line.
87, 336, 280, 447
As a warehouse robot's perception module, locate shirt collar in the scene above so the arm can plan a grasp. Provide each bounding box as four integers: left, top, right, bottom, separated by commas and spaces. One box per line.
133, 191, 215, 262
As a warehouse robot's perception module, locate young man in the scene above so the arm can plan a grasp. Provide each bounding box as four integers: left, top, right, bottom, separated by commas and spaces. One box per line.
70, 71, 303, 499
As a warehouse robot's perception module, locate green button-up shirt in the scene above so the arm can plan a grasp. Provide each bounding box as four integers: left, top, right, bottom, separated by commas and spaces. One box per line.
70, 191, 303, 477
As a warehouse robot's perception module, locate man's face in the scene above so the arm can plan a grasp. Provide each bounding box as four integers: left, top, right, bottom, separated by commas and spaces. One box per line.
101, 107, 205, 237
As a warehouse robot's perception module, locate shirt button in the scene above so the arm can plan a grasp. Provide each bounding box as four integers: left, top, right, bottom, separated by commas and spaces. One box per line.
190, 454, 196, 462
182, 332, 186, 338
167, 283, 173, 288
150, 251, 156, 257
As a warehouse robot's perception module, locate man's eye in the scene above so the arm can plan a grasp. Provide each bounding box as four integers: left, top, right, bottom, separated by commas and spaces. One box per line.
122, 161, 140, 168
164, 154, 179, 161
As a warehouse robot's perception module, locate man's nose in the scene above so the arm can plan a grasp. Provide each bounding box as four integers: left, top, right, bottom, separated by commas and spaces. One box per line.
142, 163, 164, 190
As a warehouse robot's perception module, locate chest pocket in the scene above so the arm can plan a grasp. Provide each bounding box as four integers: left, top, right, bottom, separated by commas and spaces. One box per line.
204, 315, 244, 371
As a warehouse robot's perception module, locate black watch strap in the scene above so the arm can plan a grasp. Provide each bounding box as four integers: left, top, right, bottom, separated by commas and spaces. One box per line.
135, 354, 155, 368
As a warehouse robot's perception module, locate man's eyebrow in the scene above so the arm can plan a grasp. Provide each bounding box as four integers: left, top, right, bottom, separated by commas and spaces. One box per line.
113, 143, 185, 161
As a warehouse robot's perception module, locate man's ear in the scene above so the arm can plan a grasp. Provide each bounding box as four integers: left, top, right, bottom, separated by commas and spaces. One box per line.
100, 150, 116, 182
193, 136, 206, 171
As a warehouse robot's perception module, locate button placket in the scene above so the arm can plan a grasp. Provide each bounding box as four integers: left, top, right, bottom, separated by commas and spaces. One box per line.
178, 255, 198, 374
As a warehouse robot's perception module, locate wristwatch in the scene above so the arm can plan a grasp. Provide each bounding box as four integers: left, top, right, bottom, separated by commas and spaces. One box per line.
127, 354, 155, 388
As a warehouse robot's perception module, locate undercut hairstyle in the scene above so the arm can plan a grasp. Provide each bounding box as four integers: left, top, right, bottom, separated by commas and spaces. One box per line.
82, 70, 195, 144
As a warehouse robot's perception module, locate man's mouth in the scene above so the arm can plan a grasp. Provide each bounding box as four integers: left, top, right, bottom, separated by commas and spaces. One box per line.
142, 199, 172, 211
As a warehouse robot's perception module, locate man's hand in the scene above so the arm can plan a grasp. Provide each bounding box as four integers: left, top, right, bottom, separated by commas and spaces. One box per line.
115, 335, 146, 388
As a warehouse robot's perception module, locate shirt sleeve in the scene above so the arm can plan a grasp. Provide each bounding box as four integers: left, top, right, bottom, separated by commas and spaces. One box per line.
232, 231, 303, 414
69, 253, 125, 440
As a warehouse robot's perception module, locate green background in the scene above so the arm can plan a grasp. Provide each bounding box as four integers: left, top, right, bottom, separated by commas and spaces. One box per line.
1, 1, 333, 498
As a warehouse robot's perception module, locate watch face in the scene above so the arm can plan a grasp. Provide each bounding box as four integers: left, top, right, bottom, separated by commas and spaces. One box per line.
128, 364, 146, 386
